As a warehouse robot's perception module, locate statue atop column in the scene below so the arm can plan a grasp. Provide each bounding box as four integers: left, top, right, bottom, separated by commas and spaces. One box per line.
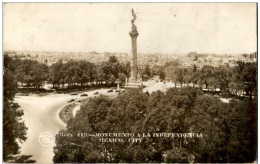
129, 9, 139, 37
131, 9, 138, 33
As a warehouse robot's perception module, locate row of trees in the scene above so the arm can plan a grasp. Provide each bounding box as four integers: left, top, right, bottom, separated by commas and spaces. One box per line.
53, 88, 256, 163
165, 61, 257, 98
49, 56, 131, 88
4, 55, 131, 89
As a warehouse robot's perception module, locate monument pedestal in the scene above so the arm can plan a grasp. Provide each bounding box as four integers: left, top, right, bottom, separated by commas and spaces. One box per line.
124, 79, 142, 90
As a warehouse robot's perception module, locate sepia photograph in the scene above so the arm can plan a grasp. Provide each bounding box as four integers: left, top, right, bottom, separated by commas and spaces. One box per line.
3, 2, 257, 163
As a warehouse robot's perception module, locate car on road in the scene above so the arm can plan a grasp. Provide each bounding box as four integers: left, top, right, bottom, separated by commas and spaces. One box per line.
67, 99, 75, 103
16, 93, 29, 96
107, 89, 113, 93
94, 92, 99, 95
80, 93, 88, 97
70, 93, 78, 95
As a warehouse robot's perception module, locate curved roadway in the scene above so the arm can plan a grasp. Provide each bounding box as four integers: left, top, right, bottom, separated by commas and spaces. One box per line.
14, 89, 118, 163
15, 94, 69, 163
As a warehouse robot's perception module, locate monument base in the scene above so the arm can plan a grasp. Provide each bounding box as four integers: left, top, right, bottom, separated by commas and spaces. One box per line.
124, 80, 142, 90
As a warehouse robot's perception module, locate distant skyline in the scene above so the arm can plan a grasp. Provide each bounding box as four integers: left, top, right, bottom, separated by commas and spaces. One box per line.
3, 3, 257, 54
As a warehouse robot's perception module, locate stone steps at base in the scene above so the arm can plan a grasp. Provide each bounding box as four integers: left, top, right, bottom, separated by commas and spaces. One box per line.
125, 83, 141, 86
124, 86, 141, 89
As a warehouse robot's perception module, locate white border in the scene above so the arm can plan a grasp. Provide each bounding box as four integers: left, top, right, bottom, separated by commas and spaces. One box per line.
0, 1, 258, 163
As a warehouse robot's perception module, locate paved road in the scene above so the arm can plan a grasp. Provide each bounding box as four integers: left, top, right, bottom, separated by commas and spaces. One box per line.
14, 89, 119, 163
15, 94, 69, 163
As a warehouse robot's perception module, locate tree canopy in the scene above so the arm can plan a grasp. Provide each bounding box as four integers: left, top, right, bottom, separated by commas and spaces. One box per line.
53, 87, 256, 163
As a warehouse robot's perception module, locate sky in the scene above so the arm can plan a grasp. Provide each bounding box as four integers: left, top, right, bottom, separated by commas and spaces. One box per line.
3, 3, 257, 54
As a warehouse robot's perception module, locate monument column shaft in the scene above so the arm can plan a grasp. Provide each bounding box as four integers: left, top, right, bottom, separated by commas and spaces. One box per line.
130, 36, 138, 81
126, 8, 141, 88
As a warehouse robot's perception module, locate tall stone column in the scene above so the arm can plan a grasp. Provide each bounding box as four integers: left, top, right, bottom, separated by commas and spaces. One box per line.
125, 9, 141, 89
129, 31, 139, 82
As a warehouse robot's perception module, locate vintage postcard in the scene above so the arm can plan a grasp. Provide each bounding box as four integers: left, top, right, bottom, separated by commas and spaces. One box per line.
3, 3, 257, 163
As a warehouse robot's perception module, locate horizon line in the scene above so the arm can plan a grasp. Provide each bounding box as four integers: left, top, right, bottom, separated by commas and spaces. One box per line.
3, 49, 257, 55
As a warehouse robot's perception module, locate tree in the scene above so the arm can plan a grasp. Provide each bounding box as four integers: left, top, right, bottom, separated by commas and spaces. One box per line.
223, 99, 256, 162
95, 65, 105, 85
120, 61, 131, 78
200, 65, 214, 91
215, 66, 232, 95
109, 55, 118, 63
228, 61, 257, 98
189, 95, 227, 162
3, 55, 32, 162
143, 65, 151, 77
183, 70, 193, 87
49, 60, 64, 88
192, 64, 197, 72
102, 56, 121, 85
14, 65, 26, 86
176, 68, 185, 87
142, 74, 149, 81
158, 68, 166, 80
30, 63, 48, 91
241, 63, 257, 98
118, 73, 127, 84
